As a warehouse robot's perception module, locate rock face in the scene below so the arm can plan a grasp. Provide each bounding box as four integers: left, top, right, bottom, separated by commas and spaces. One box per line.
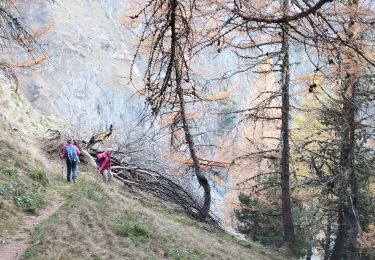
14, 0, 254, 132
16, 0, 143, 131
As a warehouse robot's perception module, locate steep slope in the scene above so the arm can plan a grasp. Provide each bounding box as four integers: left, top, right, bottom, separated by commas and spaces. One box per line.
0, 78, 284, 260
0, 78, 71, 258
23, 175, 283, 260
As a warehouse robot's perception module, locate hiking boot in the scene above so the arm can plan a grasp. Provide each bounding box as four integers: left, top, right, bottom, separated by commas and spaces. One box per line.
67, 177, 71, 182
73, 179, 77, 183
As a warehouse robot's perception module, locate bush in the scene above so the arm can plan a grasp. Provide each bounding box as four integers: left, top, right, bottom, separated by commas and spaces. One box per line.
235, 193, 283, 247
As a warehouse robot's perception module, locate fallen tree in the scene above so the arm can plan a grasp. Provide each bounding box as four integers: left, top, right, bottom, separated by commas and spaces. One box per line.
85, 146, 221, 227
43, 129, 221, 227
110, 164, 220, 226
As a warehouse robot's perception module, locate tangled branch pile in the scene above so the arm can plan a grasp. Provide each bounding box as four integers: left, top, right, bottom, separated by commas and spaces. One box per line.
43, 129, 221, 227
111, 163, 221, 227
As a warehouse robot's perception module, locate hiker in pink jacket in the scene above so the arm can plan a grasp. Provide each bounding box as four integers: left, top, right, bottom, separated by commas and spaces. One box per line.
60, 138, 81, 183
96, 148, 113, 183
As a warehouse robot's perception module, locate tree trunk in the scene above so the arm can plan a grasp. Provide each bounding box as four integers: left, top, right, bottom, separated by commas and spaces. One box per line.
347, 82, 359, 259
330, 0, 359, 257
281, 0, 294, 251
330, 195, 348, 259
175, 77, 212, 218
280, 1, 295, 248
330, 78, 358, 260
170, 0, 211, 218
323, 208, 333, 260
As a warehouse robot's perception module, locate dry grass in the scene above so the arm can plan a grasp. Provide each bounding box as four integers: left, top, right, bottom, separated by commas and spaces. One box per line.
0, 86, 283, 260
23, 175, 284, 260
0, 119, 67, 240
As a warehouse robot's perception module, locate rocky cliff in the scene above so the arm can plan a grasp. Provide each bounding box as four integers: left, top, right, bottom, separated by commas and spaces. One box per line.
15, 0, 143, 132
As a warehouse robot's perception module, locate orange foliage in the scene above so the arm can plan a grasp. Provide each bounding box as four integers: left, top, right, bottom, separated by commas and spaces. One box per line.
165, 152, 229, 171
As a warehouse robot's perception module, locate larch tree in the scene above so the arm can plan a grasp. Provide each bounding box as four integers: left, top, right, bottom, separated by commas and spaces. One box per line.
198, 0, 335, 252
286, 0, 375, 257
0, 1, 41, 90
128, 0, 213, 219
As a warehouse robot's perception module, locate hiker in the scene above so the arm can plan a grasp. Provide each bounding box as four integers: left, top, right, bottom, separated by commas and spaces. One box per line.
96, 148, 113, 183
60, 138, 81, 183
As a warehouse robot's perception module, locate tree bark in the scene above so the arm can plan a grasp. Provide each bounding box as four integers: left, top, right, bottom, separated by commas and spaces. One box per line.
330, 0, 359, 257
330, 194, 348, 259
279, 0, 295, 249
170, 0, 211, 218
323, 208, 333, 260
330, 79, 358, 260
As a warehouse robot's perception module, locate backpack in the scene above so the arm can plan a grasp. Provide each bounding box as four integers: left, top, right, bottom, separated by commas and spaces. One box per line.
65, 145, 78, 162
95, 154, 105, 166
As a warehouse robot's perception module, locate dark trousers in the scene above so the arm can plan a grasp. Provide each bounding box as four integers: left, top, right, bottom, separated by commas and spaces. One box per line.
66, 160, 78, 181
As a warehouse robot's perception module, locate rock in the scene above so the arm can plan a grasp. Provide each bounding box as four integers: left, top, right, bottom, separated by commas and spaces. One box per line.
15, 0, 143, 131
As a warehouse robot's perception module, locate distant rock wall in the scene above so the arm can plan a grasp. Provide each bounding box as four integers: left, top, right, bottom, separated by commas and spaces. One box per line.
15, 0, 143, 132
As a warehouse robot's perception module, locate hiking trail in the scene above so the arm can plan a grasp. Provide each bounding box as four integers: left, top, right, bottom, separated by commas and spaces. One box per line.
0, 198, 64, 260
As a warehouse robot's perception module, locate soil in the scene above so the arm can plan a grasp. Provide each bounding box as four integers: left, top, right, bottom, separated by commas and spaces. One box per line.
0, 199, 63, 260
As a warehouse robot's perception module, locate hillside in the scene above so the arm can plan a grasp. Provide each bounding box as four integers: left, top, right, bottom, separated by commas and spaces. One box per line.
0, 88, 283, 259
3, 0, 374, 258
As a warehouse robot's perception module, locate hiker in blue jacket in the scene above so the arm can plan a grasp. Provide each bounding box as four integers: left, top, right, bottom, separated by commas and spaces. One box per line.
60, 138, 81, 183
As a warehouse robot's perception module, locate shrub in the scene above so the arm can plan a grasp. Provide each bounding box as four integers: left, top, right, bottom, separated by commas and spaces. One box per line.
0, 180, 18, 196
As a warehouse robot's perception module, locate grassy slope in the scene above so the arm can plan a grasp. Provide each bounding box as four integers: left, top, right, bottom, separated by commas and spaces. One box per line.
23, 173, 283, 260
0, 138, 283, 260
0, 91, 284, 260
0, 137, 51, 237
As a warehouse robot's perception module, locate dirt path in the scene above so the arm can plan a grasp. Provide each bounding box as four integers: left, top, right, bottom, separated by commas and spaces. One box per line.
0, 199, 64, 260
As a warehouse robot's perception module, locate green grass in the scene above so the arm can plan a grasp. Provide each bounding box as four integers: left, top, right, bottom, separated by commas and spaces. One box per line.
114, 218, 150, 239
0, 137, 281, 260
27, 169, 49, 186
167, 248, 203, 260
14, 192, 49, 214
64, 178, 107, 207
0, 165, 50, 214
22, 175, 282, 260
0, 161, 51, 233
